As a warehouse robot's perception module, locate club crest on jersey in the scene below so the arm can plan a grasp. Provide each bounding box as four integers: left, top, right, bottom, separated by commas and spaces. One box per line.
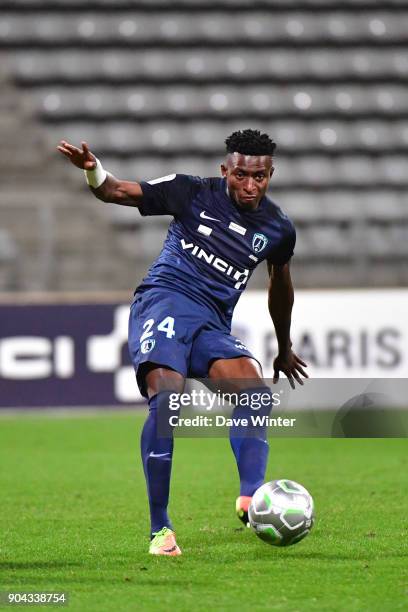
252, 233, 268, 254
141, 339, 155, 354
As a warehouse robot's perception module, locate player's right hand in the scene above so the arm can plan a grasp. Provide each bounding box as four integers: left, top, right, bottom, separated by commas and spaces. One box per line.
57, 140, 96, 170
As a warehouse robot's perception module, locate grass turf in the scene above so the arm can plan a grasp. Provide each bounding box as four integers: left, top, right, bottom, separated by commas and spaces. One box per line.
0, 411, 407, 612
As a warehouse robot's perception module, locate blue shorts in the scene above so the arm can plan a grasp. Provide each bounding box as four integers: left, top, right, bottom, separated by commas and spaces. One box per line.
128, 288, 258, 397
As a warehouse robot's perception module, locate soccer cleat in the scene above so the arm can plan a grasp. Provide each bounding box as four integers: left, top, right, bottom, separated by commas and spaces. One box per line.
236, 496, 252, 527
149, 527, 182, 556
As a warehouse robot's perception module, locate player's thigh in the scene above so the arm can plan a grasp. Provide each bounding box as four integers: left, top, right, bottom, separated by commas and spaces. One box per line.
190, 328, 263, 387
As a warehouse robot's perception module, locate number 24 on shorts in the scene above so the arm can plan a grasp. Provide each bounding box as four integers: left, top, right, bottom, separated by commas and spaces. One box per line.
140, 316, 176, 342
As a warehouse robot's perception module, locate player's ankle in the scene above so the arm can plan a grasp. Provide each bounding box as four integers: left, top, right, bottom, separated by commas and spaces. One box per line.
236, 495, 252, 512
151, 525, 173, 539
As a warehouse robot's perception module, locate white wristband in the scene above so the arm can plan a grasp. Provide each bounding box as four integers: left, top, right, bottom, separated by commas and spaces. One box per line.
84, 157, 107, 188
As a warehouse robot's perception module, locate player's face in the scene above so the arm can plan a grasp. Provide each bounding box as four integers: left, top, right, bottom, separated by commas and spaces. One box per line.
221, 153, 274, 210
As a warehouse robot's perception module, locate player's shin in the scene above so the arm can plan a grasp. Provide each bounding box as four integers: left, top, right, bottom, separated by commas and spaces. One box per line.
229, 387, 273, 497
140, 390, 179, 537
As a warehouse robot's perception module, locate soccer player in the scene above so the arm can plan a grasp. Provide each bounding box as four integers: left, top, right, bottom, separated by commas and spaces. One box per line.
58, 129, 308, 556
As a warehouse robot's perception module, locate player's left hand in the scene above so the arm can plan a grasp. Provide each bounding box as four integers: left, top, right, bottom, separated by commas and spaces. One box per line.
57, 140, 97, 170
273, 350, 308, 389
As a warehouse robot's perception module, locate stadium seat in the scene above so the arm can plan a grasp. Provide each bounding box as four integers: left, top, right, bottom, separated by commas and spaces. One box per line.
366, 225, 396, 258
273, 192, 321, 221
289, 227, 310, 258
307, 225, 353, 258
392, 225, 408, 256
336, 156, 377, 185
0, 228, 19, 289
0, 228, 18, 261
312, 193, 360, 221
289, 224, 348, 261
380, 156, 408, 184
362, 192, 408, 221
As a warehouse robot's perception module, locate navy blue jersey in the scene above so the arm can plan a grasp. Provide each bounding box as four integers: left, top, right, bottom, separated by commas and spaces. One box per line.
135, 174, 295, 326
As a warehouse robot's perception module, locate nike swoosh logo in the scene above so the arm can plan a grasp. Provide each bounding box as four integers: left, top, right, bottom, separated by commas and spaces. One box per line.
200, 211, 220, 222
163, 545, 177, 553
149, 452, 171, 459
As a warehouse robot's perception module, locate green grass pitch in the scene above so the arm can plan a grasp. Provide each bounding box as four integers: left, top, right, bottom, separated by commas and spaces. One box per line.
1, 411, 407, 611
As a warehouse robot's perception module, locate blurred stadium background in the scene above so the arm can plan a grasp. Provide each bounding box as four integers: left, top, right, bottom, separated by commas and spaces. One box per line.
0, 0, 407, 293
0, 0, 407, 407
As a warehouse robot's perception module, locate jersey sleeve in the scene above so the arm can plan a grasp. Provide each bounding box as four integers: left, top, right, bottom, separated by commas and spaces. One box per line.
274, 221, 296, 265
138, 173, 201, 217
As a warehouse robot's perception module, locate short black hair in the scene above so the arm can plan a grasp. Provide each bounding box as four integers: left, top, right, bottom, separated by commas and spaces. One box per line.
225, 129, 276, 156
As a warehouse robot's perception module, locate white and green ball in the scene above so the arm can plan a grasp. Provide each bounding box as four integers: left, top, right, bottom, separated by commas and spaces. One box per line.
248, 479, 315, 547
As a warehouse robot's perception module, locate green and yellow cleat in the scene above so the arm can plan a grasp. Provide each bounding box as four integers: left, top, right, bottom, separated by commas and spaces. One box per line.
236, 496, 252, 528
149, 527, 182, 556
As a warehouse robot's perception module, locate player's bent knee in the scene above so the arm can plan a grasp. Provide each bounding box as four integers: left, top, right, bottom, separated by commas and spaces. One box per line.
209, 356, 263, 383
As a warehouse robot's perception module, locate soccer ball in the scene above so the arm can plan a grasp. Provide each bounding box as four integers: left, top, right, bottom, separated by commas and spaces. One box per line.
248, 479, 315, 547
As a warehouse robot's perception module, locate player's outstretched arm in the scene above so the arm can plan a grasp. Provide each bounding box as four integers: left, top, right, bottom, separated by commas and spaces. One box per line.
267, 261, 308, 388
57, 140, 143, 207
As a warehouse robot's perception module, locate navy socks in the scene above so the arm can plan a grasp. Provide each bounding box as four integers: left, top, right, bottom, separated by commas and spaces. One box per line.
140, 391, 177, 537
229, 387, 273, 497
